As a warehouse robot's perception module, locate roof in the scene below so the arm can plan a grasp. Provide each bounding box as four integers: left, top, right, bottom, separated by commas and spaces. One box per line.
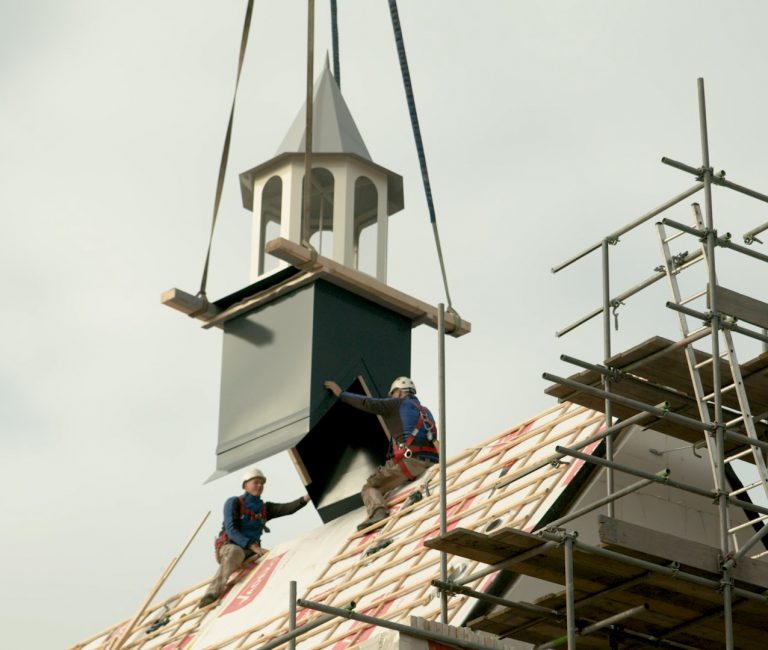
277, 56, 371, 159
69, 401, 605, 650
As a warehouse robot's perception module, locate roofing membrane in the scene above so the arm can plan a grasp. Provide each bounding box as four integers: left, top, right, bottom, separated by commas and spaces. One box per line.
71, 401, 604, 650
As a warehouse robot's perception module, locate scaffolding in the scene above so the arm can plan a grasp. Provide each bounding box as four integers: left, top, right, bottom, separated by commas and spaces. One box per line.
452, 77, 768, 648
278, 78, 768, 649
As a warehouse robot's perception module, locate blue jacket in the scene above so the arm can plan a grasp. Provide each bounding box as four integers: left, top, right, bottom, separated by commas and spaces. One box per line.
339, 392, 438, 460
222, 493, 307, 549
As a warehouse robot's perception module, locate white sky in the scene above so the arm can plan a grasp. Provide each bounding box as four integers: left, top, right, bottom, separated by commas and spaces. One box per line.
3, 1, 768, 647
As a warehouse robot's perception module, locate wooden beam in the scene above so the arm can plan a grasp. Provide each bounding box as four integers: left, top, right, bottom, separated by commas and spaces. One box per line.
160, 287, 222, 324
265, 237, 471, 338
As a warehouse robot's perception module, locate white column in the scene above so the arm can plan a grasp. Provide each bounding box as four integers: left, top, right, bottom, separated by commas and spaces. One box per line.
249, 179, 265, 282
333, 164, 356, 267
282, 161, 304, 245
376, 175, 388, 283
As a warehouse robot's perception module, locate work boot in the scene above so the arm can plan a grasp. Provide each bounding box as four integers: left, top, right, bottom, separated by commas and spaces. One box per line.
357, 508, 389, 531
198, 593, 218, 609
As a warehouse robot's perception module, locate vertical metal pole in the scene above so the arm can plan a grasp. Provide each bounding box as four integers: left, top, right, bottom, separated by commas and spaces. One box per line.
438, 303, 448, 624
602, 239, 615, 517
288, 580, 297, 650
564, 535, 576, 649
763, 328, 768, 354
301, 0, 315, 247
698, 77, 734, 650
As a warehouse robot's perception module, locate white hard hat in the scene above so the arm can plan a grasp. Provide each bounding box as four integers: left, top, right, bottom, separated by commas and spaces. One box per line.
389, 376, 416, 395
241, 467, 267, 488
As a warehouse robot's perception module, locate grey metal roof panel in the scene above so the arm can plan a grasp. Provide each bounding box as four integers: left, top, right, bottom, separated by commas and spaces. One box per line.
276, 58, 371, 159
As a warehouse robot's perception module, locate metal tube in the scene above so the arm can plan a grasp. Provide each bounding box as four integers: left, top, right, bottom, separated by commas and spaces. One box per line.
666, 303, 768, 344
664, 216, 768, 263
297, 599, 507, 650
555, 445, 714, 500
556, 445, 768, 520
564, 536, 576, 649
252, 613, 336, 650
661, 156, 700, 176
537, 530, 768, 603
559, 354, 701, 410
536, 605, 649, 650
661, 217, 705, 238
543, 372, 713, 434
555, 250, 703, 337
723, 521, 768, 569
602, 240, 615, 518
506, 572, 652, 641
724, 320, 768, 345
551, 184, 703, 274
720, 176, 768, 204
662, 156, 768, 204
288, 581, 297, 650
580, 604, 648, 637
663, 217, 768, 264
537, 475, 660, 532
743, 221, 768, 244
720, 237, 768, 264
432, 580, 561, 618
455, 541, 559, 586
724, 429, 768, 454
437, 303, 448, 624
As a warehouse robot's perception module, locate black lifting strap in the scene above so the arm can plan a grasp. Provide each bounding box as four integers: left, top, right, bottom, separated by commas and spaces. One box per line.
387, 0, 457, 315
195, 0, 255, 306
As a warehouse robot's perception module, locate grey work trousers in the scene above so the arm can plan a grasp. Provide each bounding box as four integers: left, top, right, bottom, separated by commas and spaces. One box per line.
205, 543, 254, 598
362, 457, 433, 516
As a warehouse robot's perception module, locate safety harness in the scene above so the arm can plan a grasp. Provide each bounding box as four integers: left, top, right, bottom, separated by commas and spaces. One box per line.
214, 496, 267, 559
391, 401, 438, 480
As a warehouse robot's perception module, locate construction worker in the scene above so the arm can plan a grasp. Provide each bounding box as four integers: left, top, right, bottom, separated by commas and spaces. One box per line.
323, 376, 438, 531
199, 467, 310, 608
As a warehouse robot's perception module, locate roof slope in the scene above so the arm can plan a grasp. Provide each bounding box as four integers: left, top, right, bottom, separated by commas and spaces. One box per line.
70, 401, 604, 650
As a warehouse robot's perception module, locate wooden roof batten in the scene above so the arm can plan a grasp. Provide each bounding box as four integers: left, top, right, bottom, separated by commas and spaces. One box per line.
69, 401, 613, 650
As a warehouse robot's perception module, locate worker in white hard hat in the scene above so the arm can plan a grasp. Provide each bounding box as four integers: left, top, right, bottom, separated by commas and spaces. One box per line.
199, 468, 310, 608
324, 376, 438, 531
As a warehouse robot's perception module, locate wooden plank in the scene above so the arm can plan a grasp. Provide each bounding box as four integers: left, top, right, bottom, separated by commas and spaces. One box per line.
265, 238, 471, 337
545, 336, 768, 450
599, 516, 768, 590
710, 284, 768, 329
160, 287, 221, 323
423, 528, 528, 565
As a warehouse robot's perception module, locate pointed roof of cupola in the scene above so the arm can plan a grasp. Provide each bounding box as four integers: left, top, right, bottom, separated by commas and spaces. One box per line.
276, 55, 371, 159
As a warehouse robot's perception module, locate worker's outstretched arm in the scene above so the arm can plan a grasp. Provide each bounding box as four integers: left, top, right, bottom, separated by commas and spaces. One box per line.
265, 495, 310, 519
324, 379, 400, 415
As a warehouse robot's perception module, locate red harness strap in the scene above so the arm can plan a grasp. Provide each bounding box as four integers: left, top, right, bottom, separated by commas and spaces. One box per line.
214, 497, 268, 559
391, 404, 438, 480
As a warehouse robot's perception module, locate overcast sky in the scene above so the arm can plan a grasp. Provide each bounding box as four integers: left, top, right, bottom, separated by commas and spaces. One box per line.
3, 1, 768, 647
